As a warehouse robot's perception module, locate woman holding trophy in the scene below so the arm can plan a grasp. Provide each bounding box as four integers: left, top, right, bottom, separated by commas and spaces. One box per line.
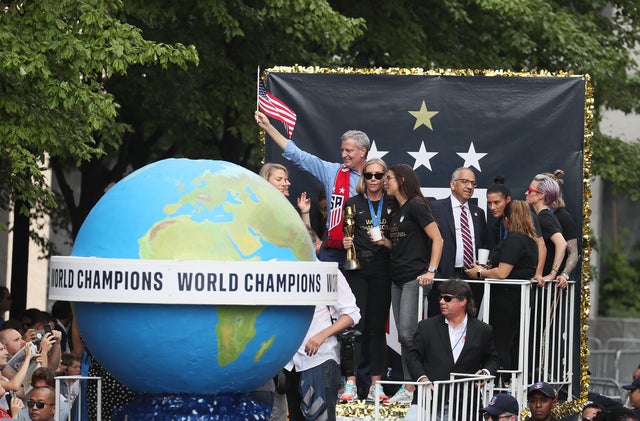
339, 158, 395, 403
377, 164, 443, 405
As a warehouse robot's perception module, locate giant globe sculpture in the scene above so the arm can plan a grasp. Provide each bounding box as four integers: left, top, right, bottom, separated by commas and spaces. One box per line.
61, 159, 325, 397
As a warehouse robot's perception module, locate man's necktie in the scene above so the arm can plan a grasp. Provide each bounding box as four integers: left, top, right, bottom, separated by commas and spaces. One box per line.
460, 204, 474, 268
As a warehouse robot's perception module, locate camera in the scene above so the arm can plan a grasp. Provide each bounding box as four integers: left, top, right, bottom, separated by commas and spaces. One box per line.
338, 328, 362, 376
32, 325, 52, 346
33, 330, 45, 346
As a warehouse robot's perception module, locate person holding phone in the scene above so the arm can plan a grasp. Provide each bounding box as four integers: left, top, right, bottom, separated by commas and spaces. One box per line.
18, 310, 63, 372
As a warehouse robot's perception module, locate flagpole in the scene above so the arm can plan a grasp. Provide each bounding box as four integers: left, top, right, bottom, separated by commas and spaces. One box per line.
256, 66, 260, 112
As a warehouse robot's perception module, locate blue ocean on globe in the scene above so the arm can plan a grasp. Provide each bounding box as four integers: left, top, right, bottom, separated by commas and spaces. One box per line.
71, 159, 317, 394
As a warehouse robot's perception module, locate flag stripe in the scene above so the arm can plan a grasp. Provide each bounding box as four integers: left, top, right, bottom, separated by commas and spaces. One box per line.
258, 80, 297, 138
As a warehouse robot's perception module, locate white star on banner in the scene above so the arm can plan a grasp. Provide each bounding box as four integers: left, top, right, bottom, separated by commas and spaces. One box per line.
408, 141, 438, 171
456, 141, 487, 171
368, 140, 389, 160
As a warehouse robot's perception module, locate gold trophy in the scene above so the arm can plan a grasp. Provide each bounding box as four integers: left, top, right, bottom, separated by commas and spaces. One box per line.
343, 205, 360, 270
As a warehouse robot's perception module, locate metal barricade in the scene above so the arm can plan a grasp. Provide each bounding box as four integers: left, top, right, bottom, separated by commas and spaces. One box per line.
54, 375, 102, 421
528, 279, 577, 393
435, 279, 576, 408
374, 373, 495, 421
587, 337, 640, 385
588, 377, 625, 403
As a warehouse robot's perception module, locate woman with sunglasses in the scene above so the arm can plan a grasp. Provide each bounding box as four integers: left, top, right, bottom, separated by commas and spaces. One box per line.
339, 158, 395, 403
465, 200, 538, 373
543, 169, 579, 287
525, 174, 568, 288
376, 164, 443, 405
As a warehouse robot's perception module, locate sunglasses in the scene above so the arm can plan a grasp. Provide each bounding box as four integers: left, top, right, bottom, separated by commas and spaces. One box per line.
27, 400, 54, 409
527, 186, 542, 194
440, 294, 459, 302
363, 172, 384, 180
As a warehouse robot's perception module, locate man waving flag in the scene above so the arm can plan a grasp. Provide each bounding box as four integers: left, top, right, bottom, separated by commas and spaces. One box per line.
258, 79, 297, 138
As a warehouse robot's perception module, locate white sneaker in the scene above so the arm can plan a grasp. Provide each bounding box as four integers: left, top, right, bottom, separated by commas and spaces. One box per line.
339, 380, 357, 402
388, 385, 413, 405
367, 383, 389, 402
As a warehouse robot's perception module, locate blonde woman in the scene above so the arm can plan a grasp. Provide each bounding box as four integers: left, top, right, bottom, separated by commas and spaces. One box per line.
340, 158, 395, 403
260, 163, 322, 255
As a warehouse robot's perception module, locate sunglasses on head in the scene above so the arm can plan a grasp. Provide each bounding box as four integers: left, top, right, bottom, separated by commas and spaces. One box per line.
27, 400, 54, 409
440, 294, 459, 302
363, 172, 384, 180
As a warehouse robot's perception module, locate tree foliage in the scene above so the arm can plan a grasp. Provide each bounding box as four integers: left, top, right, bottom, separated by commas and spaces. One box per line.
0, 0, 197, 232
5, 0, 640, 249
53, 0, 366, 236
598, 231, 640, 317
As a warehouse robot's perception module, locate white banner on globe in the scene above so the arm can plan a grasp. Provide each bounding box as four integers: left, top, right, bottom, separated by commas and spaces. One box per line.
49, 256, 339, 305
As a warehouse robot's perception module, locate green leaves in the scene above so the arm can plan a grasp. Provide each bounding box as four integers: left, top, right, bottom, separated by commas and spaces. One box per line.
591, 133, 640, 201
0, 0, 198, 218
598, 232, 640, 317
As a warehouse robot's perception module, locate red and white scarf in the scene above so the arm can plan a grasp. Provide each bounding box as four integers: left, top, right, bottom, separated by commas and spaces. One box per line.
323, 166, 351, 249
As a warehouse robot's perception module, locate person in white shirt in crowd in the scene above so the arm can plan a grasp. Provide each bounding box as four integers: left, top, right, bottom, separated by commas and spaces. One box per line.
283, 271, 360, 421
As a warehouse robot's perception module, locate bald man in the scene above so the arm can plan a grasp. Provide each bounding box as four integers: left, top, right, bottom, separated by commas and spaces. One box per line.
26, 387, 56, 421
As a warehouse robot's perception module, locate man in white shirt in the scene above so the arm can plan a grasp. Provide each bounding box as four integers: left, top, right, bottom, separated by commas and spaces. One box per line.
283, 271, 360, 421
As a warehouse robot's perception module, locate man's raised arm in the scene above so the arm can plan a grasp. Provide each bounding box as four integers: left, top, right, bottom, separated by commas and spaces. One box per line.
255, 111, 289, 151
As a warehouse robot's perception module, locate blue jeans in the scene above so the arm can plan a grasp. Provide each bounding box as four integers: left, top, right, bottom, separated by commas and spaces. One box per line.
391, 279, 428, 380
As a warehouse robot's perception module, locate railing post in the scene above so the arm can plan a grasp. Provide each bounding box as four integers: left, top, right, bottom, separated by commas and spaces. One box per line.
54, 375, 102, 421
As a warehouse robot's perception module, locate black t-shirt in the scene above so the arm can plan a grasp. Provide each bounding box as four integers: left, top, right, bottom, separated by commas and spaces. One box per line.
489, 232, 538, 280
344, 194, 394, 259
553, 207, 578, 241
537, 208, 563, 275
554, 207, 579, 275
389, 198, 435, 283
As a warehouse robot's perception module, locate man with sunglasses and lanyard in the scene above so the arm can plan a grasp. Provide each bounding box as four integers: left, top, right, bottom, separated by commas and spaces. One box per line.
406, 279, 498, 414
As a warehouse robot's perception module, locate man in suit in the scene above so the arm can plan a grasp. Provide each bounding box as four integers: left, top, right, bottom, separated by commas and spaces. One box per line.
407, 279, 498, 382
405, 279, 498, 416
428, 167, 488, 317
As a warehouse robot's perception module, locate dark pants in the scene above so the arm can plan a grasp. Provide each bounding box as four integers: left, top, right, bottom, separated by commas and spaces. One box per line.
342, 255, 391, 377
489, 285, 521, 371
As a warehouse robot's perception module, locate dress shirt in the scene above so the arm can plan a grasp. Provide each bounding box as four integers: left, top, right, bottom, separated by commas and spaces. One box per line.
450, 196, 476, 267
446, 315, 468, 363
285, 271, 360, 372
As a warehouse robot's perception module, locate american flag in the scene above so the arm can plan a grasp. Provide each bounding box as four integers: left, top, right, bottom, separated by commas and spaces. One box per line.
258, 80, 297, 138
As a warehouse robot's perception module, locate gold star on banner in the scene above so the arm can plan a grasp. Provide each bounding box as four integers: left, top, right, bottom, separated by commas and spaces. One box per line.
409, 101, 439, 130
